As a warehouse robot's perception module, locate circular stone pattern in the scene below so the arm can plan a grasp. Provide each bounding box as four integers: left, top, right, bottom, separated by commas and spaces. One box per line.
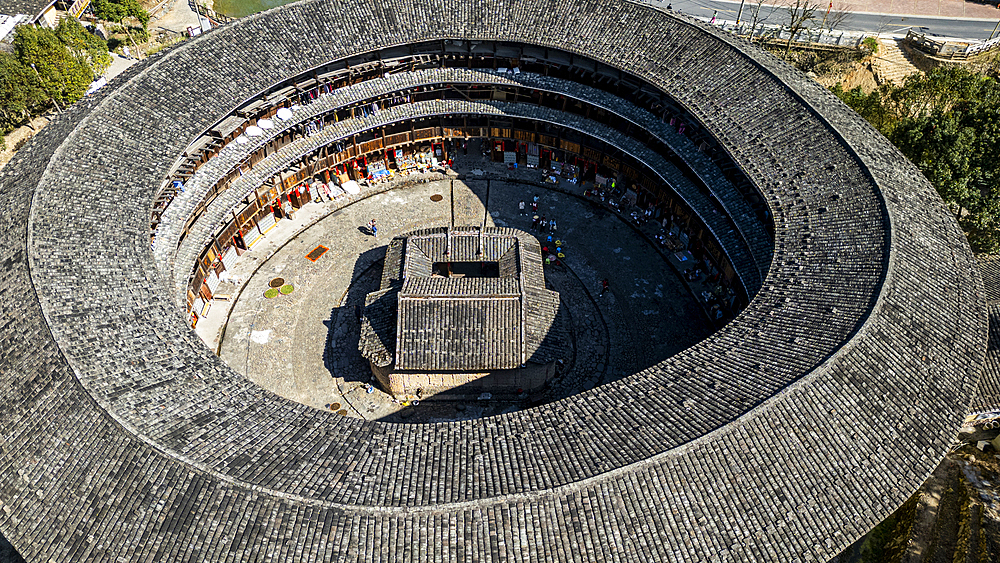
0, 1, 986, 562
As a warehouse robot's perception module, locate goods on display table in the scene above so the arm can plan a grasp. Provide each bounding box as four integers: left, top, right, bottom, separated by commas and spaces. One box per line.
395, 148, 417, 172
393, 146, 439, 175
328, 183, 346, 199
368, 159, 392, 181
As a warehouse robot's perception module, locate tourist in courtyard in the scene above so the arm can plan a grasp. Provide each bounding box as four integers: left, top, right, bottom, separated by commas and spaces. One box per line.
369, 219, 378, 237
599, 278, 610, 297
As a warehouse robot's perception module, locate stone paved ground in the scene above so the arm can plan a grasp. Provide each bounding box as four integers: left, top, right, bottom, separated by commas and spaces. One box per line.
213, 147, 712, 422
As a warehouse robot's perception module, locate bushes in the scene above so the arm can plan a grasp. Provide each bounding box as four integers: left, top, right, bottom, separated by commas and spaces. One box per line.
55, 17, 112, 76
92, 0, 150, 28
0, 21, 111, 143
13, 23, 93, 107
833, 67, 1000, 253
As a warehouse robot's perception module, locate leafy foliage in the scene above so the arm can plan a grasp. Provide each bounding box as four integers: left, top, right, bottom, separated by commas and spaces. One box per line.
92, 0, 150, 28
833, 67, 1000, 253
55, 17, 112, 75
0, 52, 47, 138
1, 21, 112, 144
13, 24, 93, 108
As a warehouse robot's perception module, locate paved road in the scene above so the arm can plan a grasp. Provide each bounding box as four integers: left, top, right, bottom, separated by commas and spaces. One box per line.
656, 0, 1000, 40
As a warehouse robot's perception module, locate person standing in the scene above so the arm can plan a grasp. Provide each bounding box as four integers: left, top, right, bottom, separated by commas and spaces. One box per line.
599, 278, 610, 297
539, 215, 547, 233
549, 218, 557, 233
531, 215, 540, 230
369, 218, 378, 237
518, 200, 526, 216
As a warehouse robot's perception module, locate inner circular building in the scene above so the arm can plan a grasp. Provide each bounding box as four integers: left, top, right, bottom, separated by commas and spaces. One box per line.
0, 1, 988, 561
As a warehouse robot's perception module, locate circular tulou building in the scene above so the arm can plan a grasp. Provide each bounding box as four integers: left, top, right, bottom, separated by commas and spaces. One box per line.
0, 0, 994, 561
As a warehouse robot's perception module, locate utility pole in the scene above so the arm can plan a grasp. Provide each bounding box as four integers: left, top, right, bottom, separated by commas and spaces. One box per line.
736, 0, 746, 27
821, 1, 833, 30
30, 64, 62, 114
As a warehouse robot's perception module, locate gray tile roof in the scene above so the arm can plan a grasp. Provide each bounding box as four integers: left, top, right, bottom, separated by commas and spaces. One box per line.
396, 295, 523, 370
979, 255, 1000, 305
359, 288, 397, 367
400, 276, 521, 297
0, 0, 53, 17
0, 0, 988, 561
360, 227, 560, 371
972, 256, 1000, 413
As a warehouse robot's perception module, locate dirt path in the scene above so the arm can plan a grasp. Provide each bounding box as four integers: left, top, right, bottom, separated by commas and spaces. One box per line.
0, 116, 49, 171
152, 0, 204, 35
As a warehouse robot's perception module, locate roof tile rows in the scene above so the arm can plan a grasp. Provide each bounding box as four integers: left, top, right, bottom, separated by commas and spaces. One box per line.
363, 227, 561, 372
0, 1, 986, 561
155, 67, 770, 290
169, 98, 763, 306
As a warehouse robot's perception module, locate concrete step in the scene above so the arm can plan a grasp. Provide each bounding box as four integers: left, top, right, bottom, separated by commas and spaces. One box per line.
872, 38, 923, 87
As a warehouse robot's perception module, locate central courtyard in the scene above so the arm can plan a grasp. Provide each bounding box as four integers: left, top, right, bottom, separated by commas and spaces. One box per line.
211, 152, 713, 422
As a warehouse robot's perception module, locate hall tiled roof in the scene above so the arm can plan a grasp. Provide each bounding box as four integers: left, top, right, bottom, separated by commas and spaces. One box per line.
359, 288, 397, 367
396, 296, 523, 370
361, 227, 560, 371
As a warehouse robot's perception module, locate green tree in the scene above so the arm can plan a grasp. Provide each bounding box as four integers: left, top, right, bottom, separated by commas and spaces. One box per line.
13, 24, 93, 110
830, 83, 893, 132
833, 67, 1000, 252
55, 17, 112, 75
0, 52, 47, 139
91, 0, 149, 28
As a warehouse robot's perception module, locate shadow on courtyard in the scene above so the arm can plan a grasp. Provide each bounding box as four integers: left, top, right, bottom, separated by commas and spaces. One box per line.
322, 245, 386, 386
0, 530, 25, 563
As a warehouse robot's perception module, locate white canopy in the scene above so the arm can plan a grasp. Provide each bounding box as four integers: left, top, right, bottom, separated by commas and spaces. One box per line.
235, 135, 249, 145
276, 107, 293, 120
245, 125, 264, 137
257, 119, 274, 129
342, 180, 361, 195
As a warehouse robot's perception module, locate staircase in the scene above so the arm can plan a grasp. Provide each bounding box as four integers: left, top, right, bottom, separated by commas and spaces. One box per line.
872, 38, 923, 87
